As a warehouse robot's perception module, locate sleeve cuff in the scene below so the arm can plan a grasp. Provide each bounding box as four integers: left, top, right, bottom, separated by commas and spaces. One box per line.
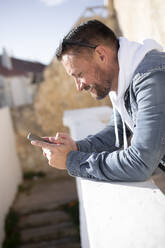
76, 139, 91, 152
66, 151, 82, 177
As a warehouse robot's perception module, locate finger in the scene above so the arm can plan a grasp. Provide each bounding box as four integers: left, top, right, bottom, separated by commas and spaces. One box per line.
42, 147, 50, 153
43, 151, 47, 157
55, 132, 70, 140
42, 147, 49, 155
53, 137, 66, 144
31, 140, 55, 149
48, 160, 53, 167
55, 133, 70, 144
49, 137, 59, 143
42, 136, 59, 144
48, 156, 56, 167
41, 137, 50, 141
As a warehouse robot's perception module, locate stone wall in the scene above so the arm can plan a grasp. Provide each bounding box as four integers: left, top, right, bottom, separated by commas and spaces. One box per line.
11, 105, 47, 172
111, 0, 165, 47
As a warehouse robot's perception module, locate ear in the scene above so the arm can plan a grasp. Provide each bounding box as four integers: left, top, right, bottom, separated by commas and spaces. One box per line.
94, 45, 107, 63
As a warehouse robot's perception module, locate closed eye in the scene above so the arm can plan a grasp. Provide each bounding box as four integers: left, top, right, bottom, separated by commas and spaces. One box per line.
77, 72, 83, 78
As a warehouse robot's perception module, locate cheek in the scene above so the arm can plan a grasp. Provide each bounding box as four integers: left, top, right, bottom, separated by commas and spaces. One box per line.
80, 76, 89, 84
86, 71, 96, 84
94, 68, 103, 81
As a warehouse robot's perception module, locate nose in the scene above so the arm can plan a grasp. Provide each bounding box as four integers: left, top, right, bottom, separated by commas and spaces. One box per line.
75, 78, 86, 91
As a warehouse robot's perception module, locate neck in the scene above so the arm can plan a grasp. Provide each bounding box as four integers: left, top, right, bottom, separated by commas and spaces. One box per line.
111, 58, 119, 92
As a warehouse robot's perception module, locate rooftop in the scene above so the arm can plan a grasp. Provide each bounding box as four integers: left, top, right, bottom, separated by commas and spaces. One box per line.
0, 55, 46, 77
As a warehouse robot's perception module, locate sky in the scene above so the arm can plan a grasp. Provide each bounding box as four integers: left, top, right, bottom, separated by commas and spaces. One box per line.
0, 0, 105, 65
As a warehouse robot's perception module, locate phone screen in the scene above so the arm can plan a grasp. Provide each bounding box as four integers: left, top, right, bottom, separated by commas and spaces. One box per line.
27, 133, 53, 144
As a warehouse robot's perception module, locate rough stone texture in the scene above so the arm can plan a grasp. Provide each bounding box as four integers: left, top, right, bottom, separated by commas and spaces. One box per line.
20, 222, 78, 244
111, 0, 165, 47
11, 105, 46, 172
18, 210, 71, 229
7, 174, 80, 247
20, 238, 80, 248
13, 177, 77, 215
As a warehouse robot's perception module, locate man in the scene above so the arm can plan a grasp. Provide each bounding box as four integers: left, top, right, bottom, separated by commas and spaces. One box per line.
32, 20, 165, 182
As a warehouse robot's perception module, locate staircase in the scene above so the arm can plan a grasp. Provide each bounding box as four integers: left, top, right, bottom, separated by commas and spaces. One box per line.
3, 172, 80, 248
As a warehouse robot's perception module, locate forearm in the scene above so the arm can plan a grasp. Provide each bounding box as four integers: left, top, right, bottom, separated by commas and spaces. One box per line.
76, 125, 122, 154
66, 148, 150, 182
76, 110, 131, 153
67, 139, 163, 182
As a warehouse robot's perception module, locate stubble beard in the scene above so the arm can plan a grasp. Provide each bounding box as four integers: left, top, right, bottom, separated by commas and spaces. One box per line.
83, 61, 116, 100
84, 81, 111, 100
89, 71, 112, 100
91, 65, 113, 100
91, 81, 112, 100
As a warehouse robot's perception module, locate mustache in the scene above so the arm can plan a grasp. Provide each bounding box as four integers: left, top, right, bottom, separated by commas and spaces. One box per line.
83, 85, 91, 91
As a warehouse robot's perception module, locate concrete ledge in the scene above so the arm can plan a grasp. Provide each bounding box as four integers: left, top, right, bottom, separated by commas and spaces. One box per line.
63, 106, 165, 248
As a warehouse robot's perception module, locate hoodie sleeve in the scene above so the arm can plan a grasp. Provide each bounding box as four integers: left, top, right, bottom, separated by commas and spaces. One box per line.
76, 110, 131, 154
66, 71, 165, 182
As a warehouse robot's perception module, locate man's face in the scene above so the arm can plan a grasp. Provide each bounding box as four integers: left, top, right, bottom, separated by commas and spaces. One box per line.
62, 48, 118, 100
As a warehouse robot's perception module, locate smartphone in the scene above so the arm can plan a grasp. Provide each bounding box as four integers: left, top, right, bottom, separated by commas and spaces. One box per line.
27, 133, 53, 144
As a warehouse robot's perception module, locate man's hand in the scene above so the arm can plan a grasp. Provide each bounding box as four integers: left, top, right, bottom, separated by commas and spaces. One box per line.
51, 132, 78, 151
31, 133, 77, 169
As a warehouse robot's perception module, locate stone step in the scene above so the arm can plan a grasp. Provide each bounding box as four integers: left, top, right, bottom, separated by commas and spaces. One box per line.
18, 210, 71, 229
13, 177, 78, 215
21, 243, 80, 248
20, 237, 80, 248
20, 222, 79, 244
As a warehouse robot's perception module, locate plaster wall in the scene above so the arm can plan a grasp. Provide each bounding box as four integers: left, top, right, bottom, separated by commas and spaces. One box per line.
10, 76, 32, 106
0, 107, 22, 246
112, 0, 165, 46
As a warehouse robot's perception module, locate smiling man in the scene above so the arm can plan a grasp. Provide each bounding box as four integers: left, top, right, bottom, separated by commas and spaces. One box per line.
31, 20, 165, 182
60, 38, 119, 99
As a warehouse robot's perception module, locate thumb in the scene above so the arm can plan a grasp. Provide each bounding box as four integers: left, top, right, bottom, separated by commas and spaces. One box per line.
49, 137, 57, 143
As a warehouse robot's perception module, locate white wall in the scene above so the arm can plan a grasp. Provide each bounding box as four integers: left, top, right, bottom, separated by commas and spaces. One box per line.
63, 106, 165, 248
0, 107, 22, 246
0, 76, 6, 108
10, 76, 32, 106
113, 0, 165, 47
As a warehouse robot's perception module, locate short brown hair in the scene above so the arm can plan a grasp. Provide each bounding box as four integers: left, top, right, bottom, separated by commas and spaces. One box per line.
56, 19, 119, 61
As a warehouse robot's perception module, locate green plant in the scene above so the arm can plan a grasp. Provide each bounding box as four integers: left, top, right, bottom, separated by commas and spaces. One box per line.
18, 184, 30, 192
2, 209, 20, 248
23, 171, 46, 180
62, 200, 80, 233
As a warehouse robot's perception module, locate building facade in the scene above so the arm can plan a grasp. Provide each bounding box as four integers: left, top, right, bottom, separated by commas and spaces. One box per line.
0, 48, 45, 108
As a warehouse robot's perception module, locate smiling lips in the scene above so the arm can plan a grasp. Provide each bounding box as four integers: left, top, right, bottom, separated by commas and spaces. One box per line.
83, 85, 91, 91
90, 87, 96, 94
83, 85, 96, 94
